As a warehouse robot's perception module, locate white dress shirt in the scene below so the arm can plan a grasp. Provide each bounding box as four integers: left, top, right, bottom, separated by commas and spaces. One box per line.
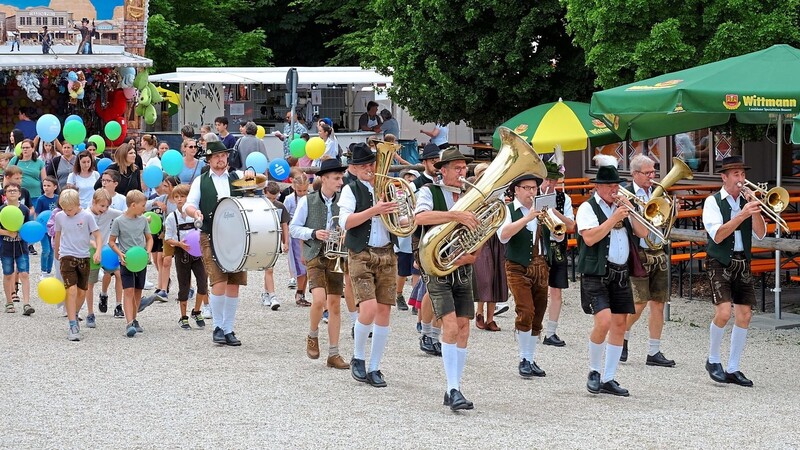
184, 169, 240, 214
290, 191, 335, 240
632, 181, 653, 249
414, 183, 458, 214
496, 199, 563, 254
702, 186, 765, 250
576, 192, 629, 265
550, 193, 574, 242
338, 180, 390, 247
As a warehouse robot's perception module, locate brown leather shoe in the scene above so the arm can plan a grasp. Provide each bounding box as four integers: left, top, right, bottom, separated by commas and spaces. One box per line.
326, 354, 349, 369
306, 336, 320, 359
475, 314, 485, 330
485, 321, 501, 332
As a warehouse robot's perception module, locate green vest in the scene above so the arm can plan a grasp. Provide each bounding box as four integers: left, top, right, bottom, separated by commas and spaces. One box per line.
706, 192, 752, 264
505, 202, 550, 267
198, 170, 240, 234
344, 180, 397, 253
577, 196, 633, 276
302, 191, 340, 261
415, 183, 447, 240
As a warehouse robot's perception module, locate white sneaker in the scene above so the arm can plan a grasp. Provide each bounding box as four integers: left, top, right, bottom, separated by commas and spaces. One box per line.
202, 304, 212, 319
261, 292, 272, 307
270, 295, 280, 311
288, 278, 297, 289
67, 325, 81, 341
144, 280, 155, 290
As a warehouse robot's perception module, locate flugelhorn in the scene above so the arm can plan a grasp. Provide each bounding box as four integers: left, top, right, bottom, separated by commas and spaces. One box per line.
540, 207, 566, 237
373, 141, 417, 237
737, 180, 789, 233
324, 216, 347, 273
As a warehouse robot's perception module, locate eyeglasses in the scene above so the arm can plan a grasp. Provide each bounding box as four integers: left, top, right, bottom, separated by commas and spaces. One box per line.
4, 190, 19, 194
101, 179, 114, 183
516, 185, 538, 192
636, 170, 656, 176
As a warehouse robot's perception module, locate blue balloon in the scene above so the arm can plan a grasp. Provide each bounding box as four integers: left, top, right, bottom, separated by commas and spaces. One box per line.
143, 165, 164, 189
101, 245, 120, 271
36, 114, 61, 142
161, 150, 184, 176
75, 143, 86, 152
36, 210, 52, 226
64, 114, 83, 125
97, 158, 112, 173
19, 221, 46, 243
269, 159, 291, 181
246, 152, 268, 174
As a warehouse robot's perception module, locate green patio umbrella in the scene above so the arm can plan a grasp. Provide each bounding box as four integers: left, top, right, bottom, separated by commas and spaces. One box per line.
492, 99, 622, 153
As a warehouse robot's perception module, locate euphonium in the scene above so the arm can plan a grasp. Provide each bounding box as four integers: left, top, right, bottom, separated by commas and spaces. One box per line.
419, 127, 547, 277
324, 216, 347, 273
373, 141, 417, 237
540, 207, 566, 237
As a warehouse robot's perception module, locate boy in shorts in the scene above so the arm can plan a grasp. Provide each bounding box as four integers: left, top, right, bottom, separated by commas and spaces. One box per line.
109, 190, 153, 337
261, 181, 289, 310
0, 183, 33, 315
54, 190, 102, 341
86, 189, 123, 321
34, 176, 59, 275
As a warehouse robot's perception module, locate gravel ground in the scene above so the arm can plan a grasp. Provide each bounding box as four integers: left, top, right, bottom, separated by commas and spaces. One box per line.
1, 252, 799, 449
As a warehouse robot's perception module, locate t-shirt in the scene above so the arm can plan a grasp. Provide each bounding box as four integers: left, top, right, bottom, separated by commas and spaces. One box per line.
178, 159, 206, 184
34, 194, 59, 215
382, 118, 400, 138
54, 209, 98, 258
110, 214, 149, 253
0, 203, 31, 256
0, 187, 33, 209
110, 192, 127, 212
359, 113, 383, 131
220, 133, 237, 149
9, 157, 46, 197
67, 171, 100, 209
88, 207, 123, 244
14, 120, 37, 140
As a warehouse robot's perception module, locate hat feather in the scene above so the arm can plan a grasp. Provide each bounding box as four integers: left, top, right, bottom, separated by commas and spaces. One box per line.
593, 154, 619, 168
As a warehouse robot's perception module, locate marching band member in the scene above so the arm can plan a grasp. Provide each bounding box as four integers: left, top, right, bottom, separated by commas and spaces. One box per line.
414, 147, 479, 410
702, 156, 766, 387
576, 156, 648, 397
290, 159, 350, 369
621, 155, 675, 367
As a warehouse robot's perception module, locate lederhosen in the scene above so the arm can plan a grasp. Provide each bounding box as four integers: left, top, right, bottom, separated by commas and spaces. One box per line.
625, 184, 667, 279
171, 211, 207, 301
705, 193, 756, 306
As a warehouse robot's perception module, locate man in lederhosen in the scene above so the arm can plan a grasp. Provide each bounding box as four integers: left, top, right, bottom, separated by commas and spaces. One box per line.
576, 156, 648, 396
702, 156, 765, 387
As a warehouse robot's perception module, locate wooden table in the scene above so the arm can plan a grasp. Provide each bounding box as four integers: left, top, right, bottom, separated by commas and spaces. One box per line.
450, 142, 496, 161
666, 184, 721, 193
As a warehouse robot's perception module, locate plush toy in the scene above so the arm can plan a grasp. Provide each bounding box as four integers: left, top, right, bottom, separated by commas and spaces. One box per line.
95, 89, 128, 146
119, 67, 136, 88
16, 72, 43, 102
68, 70, 86, 104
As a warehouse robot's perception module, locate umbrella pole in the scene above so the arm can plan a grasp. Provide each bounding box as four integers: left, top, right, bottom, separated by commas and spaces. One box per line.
774, 115, 783, 320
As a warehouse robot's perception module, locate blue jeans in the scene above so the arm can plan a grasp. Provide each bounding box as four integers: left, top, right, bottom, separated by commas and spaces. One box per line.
1, 254, 30, 276
40, 237, 54, 273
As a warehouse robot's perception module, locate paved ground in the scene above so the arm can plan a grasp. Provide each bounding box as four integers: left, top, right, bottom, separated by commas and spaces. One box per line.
1, 252, 799, 449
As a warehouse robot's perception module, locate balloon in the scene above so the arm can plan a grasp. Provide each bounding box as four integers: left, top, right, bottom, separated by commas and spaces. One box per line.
14, 142, 21, 157
125, 246, 148, 272
289, 138, 306, 158
256, 125, 266, 139
19, 221, 45, 243
143, 165, 163, 189
36, 210, 52, 227
306, 137, 326, 160
294, 133, 302, 140
89, 246, 100, 270
75, 143, 86, 152
246, 152, 268, 174
97, 158, 112, 173
269, 159, 291, 181
0, 205, 24, 231
161, 150, 184, 176
104, 121, 122, 140
88, 135, 106, 154
36, 114, 61, 142
63, 120, 87, 145
101, 245, 120, 270
67, 71, 78, 82
64, 114, 83, 125
38, 278, 66, 305
144, 211, 162, 234
185, 229, 202, 257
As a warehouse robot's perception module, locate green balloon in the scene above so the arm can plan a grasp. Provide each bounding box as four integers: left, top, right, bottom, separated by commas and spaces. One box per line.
289, 138, 306, 158
144, 211, 162, 234
63, 120, 87, 145
0, 205, 24, 232
88, 135, 106, 154
125, 246, 148, 272
89, 246, 100, 270
105, 121, 122, 141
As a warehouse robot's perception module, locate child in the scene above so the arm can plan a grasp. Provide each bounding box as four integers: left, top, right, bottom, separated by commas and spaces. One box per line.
283, 172, 310, 306
45, 184, 77, 317
109, 190, 153, 337
54, 190, 102, 341
261, 181, 289, 310
86, 189, 123, 321
101, 169, 127, 212
34, 176, 59, 275
1, 165, 33, 208
148, 175, 178, 300
0, 183, 33, 315
0, 152, 12, 185
163, 184, 208, 329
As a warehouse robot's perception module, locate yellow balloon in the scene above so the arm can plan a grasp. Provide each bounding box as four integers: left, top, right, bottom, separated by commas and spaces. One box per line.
256, 125, 266, 139
15, 142, 22, 157
306, 137, 326, 159
38, 278, 66, 305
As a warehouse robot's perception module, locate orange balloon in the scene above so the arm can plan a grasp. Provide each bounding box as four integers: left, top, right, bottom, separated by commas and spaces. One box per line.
306, 137, 326, 160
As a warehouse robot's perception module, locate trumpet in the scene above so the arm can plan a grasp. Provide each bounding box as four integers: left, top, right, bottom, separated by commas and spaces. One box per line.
540, 207, 566, 237
614, 189, 670, 247
324, 216, 347, 273
737, 180, 790, 233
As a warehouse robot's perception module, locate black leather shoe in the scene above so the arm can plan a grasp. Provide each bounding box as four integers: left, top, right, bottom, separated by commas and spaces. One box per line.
646, 351, 676, 367
519, 359, 534, 378
705, 359, 728, 384
224, 332, 241, 346
432, 341, 442, 357
620, 339, 628, 362
725, 371, 754, 387
366, 370, 387, 387
443, 390, 474, 409
447, 389, 473, 411
350, 358, 367, 383
586, 370, 601, 394
600, 380, 630, 397
419, 335, 437, 355
543, 334, 566, 347
212, 327, 226, 344
529, 360, 546, 377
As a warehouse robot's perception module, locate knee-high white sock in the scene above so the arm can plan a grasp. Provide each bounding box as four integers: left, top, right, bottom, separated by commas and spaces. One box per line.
456, 347, 467, 387
518, 330, 531, 361
353, 320, 371, 360
368, 325, 390, 372
349, 310, 358, 325
530, 335, 539, 361
209, 294, 225, 329
588, 340, 604, 372
648, 338, 661, 357
222, 296, 239, 334
545, 320, 558, 338
441, 342, 459, 392
602, 344, 623, 383
709, 322, 725, 364
727, 325, 748, 373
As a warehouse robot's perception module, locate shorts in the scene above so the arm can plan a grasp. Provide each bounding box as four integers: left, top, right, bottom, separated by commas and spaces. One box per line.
1, 253, 29, 275
547, 241, 569, 289
201, 232, 247, 287
707, 256, 756, 307
175, 248, 208, 301
120, 264, 147, 290
580, 263, 635, 315
424, 265, 475, 320
307, 254, 345, 296
397, 252, 415, 277
347, 245, 397, 306
630, 249, 669, 304
59, 256, 90, 290
151, 234, 163, 253
163, 242, 174, 258
89, 267, 119, 284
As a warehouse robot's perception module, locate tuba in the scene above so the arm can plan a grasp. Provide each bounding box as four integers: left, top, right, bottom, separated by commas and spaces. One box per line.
324, 216, 347, 273
419, 127, 547, 277
373, 141, 418, 237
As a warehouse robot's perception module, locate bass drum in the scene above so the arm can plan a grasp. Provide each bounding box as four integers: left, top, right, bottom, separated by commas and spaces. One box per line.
211, 197, 281, 272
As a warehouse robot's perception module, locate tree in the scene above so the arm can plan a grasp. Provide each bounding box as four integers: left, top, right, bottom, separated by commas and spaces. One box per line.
146, 0, 272, 73
564, 0, 800, 89
338, 0, 595, 128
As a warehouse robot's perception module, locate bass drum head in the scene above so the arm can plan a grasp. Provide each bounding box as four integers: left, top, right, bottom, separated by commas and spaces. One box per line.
211, 198, 248, 272
211, 197, 281, 272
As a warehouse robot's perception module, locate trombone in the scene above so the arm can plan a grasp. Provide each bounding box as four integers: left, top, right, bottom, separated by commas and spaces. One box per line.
737, 181, 790, 233
614, 189, 670, 247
